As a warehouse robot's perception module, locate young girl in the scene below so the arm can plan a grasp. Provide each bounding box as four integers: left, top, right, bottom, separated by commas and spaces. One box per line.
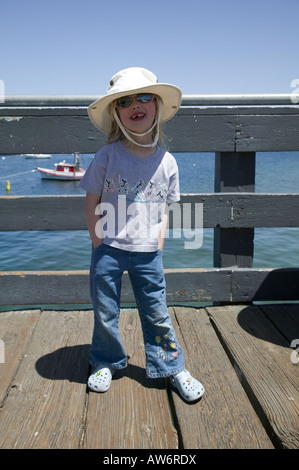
80, 67, 204, 402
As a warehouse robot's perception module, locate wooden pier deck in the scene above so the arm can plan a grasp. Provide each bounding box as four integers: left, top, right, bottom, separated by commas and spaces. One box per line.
0, 303, 298, 449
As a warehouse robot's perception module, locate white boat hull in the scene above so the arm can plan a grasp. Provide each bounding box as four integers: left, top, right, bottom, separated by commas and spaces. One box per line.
37, 167, 85, 180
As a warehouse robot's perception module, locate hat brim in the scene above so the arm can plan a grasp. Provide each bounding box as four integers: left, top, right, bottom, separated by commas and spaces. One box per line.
88, 83, 182, 134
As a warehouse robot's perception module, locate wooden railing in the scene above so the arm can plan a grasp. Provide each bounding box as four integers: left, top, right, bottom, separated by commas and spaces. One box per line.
1, 95, 299, 305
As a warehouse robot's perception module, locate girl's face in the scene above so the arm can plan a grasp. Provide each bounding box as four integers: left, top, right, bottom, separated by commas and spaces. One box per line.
115, 94, 157, 136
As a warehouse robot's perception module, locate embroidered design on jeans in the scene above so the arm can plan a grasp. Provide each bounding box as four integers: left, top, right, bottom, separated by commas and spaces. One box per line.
155, 334, 179, 362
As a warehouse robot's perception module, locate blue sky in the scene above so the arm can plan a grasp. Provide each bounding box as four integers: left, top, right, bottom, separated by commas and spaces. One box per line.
1, 0, 299, 96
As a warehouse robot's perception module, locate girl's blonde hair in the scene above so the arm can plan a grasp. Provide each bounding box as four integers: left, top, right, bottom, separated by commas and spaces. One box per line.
107, 96, 167, 149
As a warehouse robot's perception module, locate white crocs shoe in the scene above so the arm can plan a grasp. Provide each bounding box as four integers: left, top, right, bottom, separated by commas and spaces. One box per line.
170, 370, 204, 402
88, 365, 114, 392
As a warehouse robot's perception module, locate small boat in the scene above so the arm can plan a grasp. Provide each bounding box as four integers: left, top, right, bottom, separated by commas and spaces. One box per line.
24, 154, 51, 159
36, 154, 85, 180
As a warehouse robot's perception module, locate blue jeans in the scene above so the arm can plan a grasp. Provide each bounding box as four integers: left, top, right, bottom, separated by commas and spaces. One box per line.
89, 244, 185, 378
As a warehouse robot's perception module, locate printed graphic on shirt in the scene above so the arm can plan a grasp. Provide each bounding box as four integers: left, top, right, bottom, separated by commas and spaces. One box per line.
103, 175, 168, 203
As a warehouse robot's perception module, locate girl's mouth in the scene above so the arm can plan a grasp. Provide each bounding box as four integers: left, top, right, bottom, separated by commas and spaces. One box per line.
131, 113, 145, 120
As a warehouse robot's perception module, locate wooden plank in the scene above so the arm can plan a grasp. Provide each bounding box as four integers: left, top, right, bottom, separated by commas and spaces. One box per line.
0, 114, 107, 154
232, 268, 299, 302
164, 111, 235, 152
1, 268, 299, 305
163, 269, 232, 303
0, 310, 41, 406
235, 114, 299, 152
168, 307, 274, 449
2, 194, 299, 232
229, 194, 299, 228
83, 309, 178, 449
1, 104, 299, 154
260, 304, 299, 343
0, 270, 92, 305
0, 195, 86, 231
0, 108, 235, 154
0, 310, 92, 449
0, 269, 233, 305
207, 305, 299, 449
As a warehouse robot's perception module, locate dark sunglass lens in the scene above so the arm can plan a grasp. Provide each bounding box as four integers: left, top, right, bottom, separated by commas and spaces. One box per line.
116, 97, 132, 108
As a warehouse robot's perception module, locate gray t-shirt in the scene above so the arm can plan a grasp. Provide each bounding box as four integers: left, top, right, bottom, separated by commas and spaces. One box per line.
79, 140, 180, 252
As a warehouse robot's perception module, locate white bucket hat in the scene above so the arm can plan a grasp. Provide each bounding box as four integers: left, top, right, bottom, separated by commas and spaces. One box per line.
88, 67, 182, 135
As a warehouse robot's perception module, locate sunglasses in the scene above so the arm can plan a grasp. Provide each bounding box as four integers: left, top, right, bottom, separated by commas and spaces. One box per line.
115, 93, 155, 108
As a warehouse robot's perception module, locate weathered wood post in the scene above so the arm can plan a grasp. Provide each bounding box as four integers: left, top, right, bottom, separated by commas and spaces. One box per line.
213, 152, 256, 267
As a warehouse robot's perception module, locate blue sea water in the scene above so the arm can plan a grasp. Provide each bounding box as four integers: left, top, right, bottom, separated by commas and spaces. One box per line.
0, 151, 299, 271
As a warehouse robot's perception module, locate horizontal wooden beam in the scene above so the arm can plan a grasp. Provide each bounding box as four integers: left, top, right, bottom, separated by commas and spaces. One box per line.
1, 194, 299, 231
1, 104, 299, 154
0, 268, 298, 305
